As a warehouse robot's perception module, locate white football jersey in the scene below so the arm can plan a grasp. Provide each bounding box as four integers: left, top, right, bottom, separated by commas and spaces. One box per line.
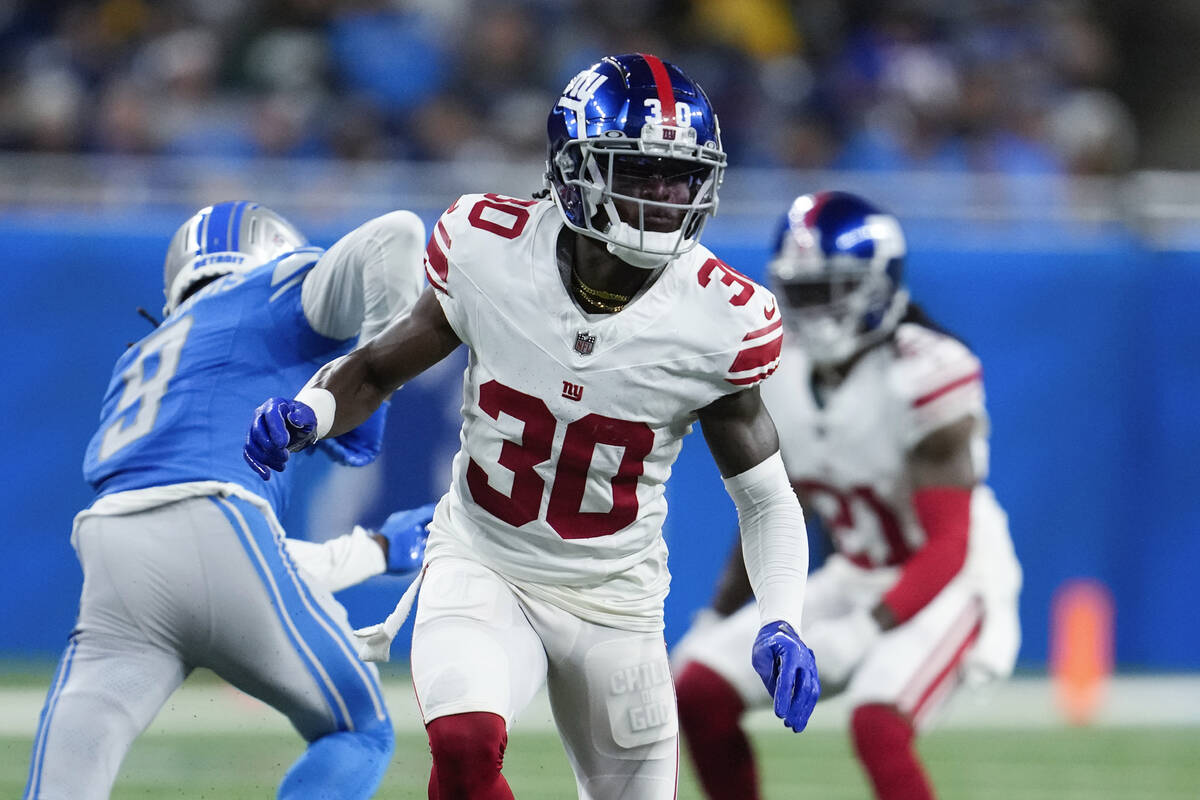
421, 193, 783, 631
763, 321, 1015, 577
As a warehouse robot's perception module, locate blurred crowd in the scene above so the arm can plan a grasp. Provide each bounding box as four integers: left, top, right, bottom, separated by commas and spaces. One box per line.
0, 0, 1165, 176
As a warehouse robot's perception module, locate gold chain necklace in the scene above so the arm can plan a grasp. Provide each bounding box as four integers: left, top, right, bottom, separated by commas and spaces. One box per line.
572, 269, 633, 313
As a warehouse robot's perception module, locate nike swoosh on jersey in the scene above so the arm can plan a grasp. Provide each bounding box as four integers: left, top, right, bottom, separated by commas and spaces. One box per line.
764, 301, 778, 320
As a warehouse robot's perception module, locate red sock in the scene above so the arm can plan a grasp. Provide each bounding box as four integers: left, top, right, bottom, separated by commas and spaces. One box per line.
675, 662, 759, 800
426, 712, 514, 800
851, 704, 934, 800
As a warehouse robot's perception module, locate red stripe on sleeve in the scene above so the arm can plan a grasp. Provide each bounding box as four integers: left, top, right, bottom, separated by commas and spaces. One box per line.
726, 368, 778, 386
742, 317, 783, 341
913, 369, 982, 408
729, 335, 783, 373
639, 53, 676, 125
425, 232, 449, 284
424, 262, 447, 294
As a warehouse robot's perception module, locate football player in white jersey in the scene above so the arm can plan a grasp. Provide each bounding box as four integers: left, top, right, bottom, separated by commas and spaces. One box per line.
245, 54, 820, 799
671, 191, 1022, 800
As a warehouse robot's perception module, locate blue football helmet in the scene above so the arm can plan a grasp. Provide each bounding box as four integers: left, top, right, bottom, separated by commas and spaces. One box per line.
545, 53, 726, 268
162, 201, 308, 314
768, 191, 909, 365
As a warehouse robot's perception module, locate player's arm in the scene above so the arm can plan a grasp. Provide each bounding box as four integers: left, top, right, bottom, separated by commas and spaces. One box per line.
283, 503, 437, 593
805, 415, 978, 687
244, 286, 462, 479
873, 414, 977, 628
301, 210, 427, 342
709, 498, 821, 616
312, 287, 462, 436
697, 386, 819, 731
297, 211, 429, 467
698, 386, 806, 630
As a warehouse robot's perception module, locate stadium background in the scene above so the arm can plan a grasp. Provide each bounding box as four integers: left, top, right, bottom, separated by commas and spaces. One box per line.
1, 1, 1198, 796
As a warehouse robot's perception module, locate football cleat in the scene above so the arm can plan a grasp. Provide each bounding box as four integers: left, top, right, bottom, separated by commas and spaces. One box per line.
768, 191, 909, 365
545, 53, 726, 268
162, 201, 308, 314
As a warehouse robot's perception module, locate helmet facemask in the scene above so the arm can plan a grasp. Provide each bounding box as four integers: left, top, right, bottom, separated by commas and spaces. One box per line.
768, 193, 910, 366
774, 265, 909, 365
548, 126, 725, 269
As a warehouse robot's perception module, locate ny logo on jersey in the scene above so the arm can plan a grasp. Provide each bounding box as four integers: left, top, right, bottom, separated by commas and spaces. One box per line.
574, 331, 596, 356
562, 381, 584, 402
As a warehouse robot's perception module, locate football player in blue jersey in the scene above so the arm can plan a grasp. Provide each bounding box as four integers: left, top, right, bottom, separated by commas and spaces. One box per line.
24, 201, 432, 800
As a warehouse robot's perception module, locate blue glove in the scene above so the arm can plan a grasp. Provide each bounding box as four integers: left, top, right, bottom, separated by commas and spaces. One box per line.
752, 620, 821, 732
377, 502, 436, 574
318, 401, 388, 467
244, 397, 319, 481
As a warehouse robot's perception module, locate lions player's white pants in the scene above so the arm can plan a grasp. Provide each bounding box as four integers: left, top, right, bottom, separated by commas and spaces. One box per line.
673, 554, 1019, 729
412, 556, 678, 800
24, 495, 390, 800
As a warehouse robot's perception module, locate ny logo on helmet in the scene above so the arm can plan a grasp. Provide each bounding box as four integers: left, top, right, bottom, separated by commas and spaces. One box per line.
558, 69, 609, 132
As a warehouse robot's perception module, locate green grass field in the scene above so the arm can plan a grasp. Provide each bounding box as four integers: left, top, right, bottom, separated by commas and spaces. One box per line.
6, 727, 1198, 799
5, 668, 1198, 799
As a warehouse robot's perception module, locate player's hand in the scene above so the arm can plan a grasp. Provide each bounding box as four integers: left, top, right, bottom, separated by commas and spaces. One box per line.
376, 502, 436, 574
752, 620, 821, 732
802, 609, 880, 687
244, 397, 319, 480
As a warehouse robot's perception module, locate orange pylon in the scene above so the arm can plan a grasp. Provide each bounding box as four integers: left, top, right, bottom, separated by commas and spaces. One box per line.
1050, 579, 1114, 726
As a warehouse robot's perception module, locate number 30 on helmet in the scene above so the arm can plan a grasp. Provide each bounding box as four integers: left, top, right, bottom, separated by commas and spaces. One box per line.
768, 191, 910, 365
545, 53, 727, 268
162, 201, 308, 315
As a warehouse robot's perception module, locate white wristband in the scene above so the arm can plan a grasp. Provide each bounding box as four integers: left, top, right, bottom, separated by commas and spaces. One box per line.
294, 387, 336, 440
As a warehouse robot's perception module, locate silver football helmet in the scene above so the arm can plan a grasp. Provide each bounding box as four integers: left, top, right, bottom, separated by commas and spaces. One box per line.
162, 201, 308, 314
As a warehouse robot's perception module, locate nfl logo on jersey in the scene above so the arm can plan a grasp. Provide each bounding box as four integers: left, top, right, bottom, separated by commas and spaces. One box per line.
574, 331, 596, 356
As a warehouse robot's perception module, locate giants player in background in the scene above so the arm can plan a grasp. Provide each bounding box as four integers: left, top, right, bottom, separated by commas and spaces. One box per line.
246, 54, 820, 799
672, 191, 1022, 800
25, 202, 434, 800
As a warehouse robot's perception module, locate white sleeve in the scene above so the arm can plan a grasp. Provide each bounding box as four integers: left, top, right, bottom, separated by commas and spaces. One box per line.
284, 527, 387, 593
301, 210, 427, 342
722, 451, 809, 632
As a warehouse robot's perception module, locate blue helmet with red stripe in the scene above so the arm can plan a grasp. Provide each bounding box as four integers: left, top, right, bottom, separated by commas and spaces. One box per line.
768, 191, 909, 365
545, 53, 726, 268
162, 201, 308, 314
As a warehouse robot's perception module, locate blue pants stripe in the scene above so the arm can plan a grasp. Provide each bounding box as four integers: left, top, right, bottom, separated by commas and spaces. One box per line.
24, 637, 78, 799
212, 496, 387, 732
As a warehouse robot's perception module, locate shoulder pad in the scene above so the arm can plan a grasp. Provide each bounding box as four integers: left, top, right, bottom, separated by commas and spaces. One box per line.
891, 322, 983, 411
689, 254, 784, 387
424, 193, 547, 295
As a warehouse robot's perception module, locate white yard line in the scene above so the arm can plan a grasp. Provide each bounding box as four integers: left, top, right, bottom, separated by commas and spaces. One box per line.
2, 675, 1198, 737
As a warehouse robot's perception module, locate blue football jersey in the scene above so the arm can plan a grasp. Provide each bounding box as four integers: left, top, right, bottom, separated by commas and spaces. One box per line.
83, 248, 355, 514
